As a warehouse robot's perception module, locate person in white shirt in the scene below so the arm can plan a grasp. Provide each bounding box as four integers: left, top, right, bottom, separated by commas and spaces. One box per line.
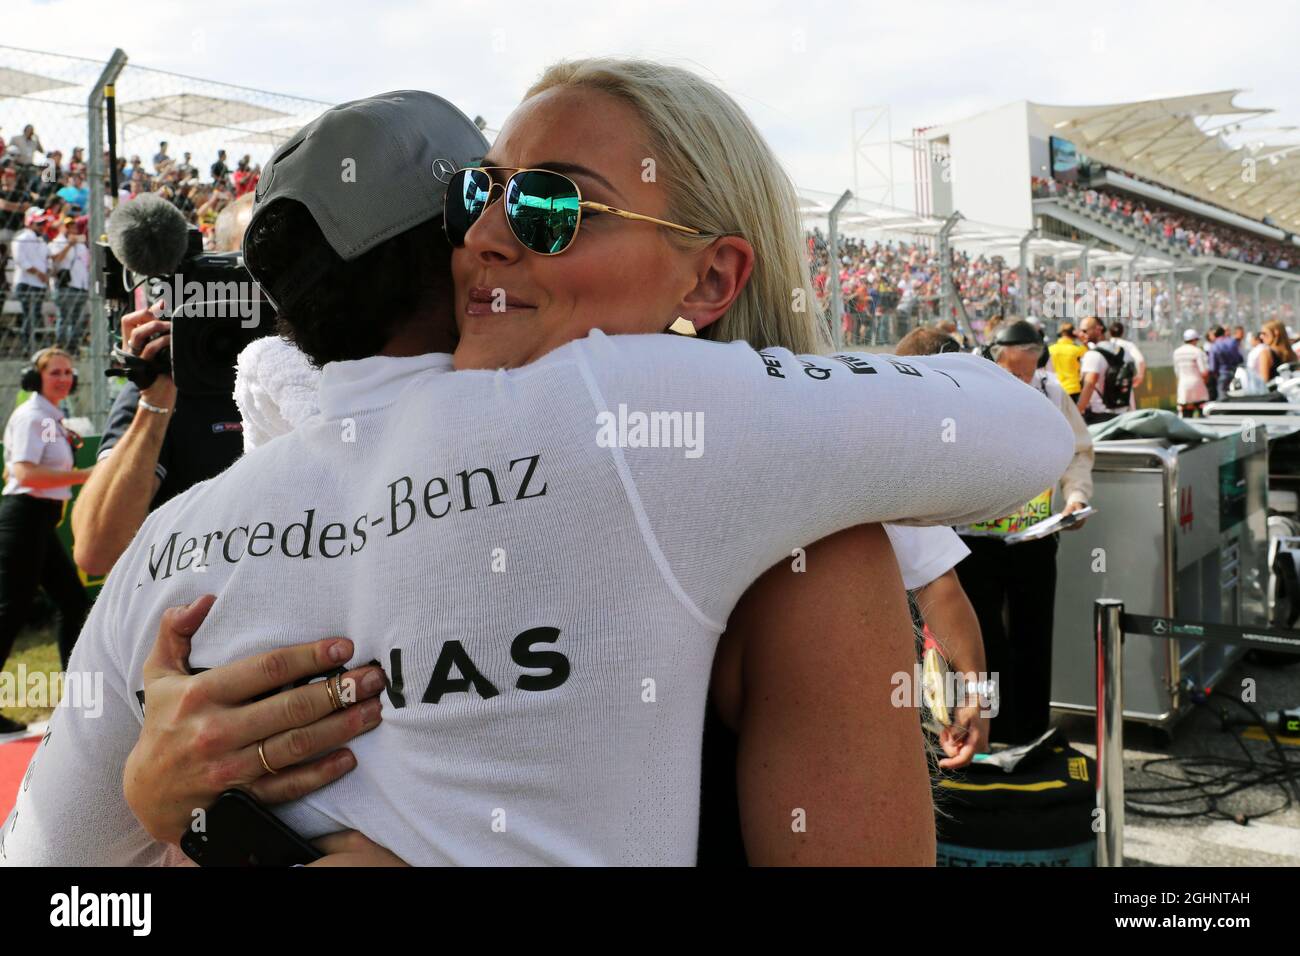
1107, 321, 1146, 410
1172, 328, 1210, 417
10, 206, 49, 352
3, 75, 1072, 867
48, 216, 90, 354
0, 349, 93, 719
1076, 315, 1134, 424
9, 125, 42, 166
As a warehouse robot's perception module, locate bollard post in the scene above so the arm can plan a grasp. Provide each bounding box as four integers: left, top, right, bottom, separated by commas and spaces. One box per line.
1095, 599, 1124, 866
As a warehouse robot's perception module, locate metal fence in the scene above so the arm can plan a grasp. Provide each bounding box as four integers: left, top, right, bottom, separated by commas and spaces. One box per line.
801, 186, 1299, 363
7, 43, 1300, 422
1, 43, 329, 423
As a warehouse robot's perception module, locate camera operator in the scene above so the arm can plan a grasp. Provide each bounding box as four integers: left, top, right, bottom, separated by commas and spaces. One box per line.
70, 302, 245, 576
72, 194, 262, 575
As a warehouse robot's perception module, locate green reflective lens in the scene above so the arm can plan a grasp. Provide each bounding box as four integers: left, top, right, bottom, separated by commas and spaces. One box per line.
506, 171, 580, 254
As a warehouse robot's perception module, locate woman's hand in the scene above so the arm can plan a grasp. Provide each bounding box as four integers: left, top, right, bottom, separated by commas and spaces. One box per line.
308, 831, 409, 867
123, 594, 386, 845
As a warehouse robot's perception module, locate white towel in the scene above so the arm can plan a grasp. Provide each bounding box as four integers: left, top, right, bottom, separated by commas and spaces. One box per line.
233, 336, 322, 452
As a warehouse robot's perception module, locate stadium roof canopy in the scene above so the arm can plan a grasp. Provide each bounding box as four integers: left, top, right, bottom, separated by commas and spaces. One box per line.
0, 65, 77, 100
1034, 91, 1300, 231
233, 125, 306, 146
115, 93, 290, 137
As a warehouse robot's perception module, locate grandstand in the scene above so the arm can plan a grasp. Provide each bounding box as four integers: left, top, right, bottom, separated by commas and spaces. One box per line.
915, 93, 1300, 348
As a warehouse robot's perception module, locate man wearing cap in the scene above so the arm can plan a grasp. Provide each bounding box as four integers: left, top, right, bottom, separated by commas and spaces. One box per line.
1173, 328, 1210, 417
955, 320, 1094, 745
49, 216, 90, 353
10, 206, 50, 352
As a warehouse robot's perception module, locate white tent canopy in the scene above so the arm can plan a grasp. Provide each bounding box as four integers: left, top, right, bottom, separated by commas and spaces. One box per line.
0, 65, 76, 100
114, 93, 290, 137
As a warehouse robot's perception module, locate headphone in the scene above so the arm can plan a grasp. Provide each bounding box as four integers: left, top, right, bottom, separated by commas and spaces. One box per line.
20, 347, 78, 395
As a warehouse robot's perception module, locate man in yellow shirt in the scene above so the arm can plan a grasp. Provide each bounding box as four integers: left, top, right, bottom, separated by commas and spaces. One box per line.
1048, 323, 1087, 402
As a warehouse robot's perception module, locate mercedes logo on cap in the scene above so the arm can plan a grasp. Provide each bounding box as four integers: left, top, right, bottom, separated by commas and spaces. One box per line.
432, 158, 456, 183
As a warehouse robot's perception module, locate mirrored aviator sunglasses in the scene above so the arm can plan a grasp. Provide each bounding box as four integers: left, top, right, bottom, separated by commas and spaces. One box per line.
442, 166, 709, 256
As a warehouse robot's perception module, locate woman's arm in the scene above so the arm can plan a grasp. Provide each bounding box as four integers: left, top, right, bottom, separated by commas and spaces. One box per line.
577, 333, 1075, 627
9, 462, 93, 489
722, 524, 936, 865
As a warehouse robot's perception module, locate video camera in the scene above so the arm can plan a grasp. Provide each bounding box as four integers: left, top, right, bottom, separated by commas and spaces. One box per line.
103, 194, 275, 397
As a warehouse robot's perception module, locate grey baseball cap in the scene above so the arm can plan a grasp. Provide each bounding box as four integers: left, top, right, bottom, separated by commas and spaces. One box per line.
246, 90, 488, 263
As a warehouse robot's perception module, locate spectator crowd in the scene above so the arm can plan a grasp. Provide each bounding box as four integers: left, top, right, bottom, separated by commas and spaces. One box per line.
807, 229, 1297, 349
1033, 176, 1297, 272
1, 122, 261, 357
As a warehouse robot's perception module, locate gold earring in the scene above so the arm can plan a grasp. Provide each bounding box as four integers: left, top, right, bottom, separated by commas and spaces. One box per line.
666, 316, 697, 337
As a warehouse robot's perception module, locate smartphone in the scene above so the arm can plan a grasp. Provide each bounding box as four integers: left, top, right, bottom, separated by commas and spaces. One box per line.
180, 789, 323, 867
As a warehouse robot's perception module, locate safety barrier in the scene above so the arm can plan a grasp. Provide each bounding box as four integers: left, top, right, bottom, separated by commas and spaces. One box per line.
1092, 598, 1300, 866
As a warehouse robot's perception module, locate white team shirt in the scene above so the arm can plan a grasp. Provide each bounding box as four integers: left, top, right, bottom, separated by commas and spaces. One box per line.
1, 331, 1073, 866
885, 525, 969, 590
1080, 341, 1126, 414
48, 236, 90, 291
1172, 344, 1209, 405
11, 228, 49, 289
2, 393, 74, 500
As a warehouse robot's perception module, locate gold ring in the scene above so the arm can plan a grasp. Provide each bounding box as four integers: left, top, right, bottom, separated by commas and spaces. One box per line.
332, 674, 348, 709
258, 739, 278, 775
323, 675, 341, 712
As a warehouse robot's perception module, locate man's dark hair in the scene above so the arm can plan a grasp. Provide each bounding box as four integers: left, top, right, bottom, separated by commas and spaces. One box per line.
243, 197, 451, 366
896, 327, 960, 356
1108, 322, 1125, 337
1212, 325, 1227, 337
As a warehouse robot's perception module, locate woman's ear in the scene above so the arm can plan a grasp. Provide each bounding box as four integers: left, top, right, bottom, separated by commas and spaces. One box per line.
677, 236, 755, 332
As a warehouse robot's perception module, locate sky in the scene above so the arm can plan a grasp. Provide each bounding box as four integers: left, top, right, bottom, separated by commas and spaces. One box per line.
8, 0, 1300, 213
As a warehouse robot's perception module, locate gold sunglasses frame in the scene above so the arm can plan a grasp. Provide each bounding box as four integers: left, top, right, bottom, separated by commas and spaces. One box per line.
448, 165, 710, 256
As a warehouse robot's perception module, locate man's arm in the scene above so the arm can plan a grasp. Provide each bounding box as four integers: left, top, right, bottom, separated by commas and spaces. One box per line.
72, 307, 174, 576
915, 567, 988, 768
731, 524, 935, 865
1055, 386, 1094, 506
72, 397, 168, 575
1077, 370, 1100, 415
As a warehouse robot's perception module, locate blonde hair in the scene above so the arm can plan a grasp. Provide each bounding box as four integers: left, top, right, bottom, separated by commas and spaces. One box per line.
1264, 319, 1297, 366
525, 59, 829, 354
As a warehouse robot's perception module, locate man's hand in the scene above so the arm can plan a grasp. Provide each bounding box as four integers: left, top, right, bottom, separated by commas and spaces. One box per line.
121, 302, 177, 408
1061, 500, 1089, 530
938, 705, 989, 769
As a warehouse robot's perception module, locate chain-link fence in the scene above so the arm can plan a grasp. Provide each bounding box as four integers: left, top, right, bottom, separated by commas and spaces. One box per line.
1, 43, 329, 422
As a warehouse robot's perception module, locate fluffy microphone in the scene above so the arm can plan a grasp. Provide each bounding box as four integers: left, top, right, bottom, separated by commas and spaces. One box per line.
106, 193, 192, 276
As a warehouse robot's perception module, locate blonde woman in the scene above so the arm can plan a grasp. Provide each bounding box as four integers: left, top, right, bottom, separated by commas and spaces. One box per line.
5, 70, 1070, 866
